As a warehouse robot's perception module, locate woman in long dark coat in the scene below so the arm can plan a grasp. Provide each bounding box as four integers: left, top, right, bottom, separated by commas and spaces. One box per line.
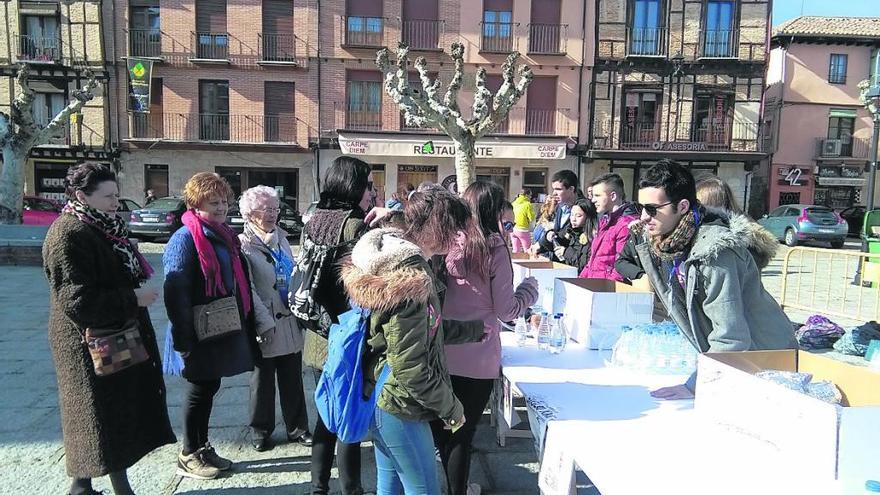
43, 163, 175, 495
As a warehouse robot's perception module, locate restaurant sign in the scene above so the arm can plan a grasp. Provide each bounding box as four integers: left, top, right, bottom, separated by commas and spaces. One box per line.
338, 133, 567, 160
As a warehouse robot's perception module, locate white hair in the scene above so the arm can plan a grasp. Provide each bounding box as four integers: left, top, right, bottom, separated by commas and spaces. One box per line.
239, 185, 279, 219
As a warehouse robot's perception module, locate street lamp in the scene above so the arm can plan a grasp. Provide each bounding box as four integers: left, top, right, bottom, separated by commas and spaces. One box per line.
864, 84, 880, 210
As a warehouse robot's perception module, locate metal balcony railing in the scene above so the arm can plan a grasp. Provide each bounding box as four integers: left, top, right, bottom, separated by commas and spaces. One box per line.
626, 26, 667, 57
401, 19, 443, 50
700, 29, 737, 58
528, 23, 566, 54
193, 32, 229, 60
336, 102, 382, 130
18, 35, 61, 62
343, 16, 385, 47
814, 137, 870, 159
592, 119, 763, 152
480, 21, 515, 53
129, 113, 299, 144
488, 108, 571, 136
259, 33, 297, 62
128, 29, 162, 58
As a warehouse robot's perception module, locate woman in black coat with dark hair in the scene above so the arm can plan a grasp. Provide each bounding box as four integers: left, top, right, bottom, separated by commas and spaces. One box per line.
538, 198, 597, 271
43, 162, 175, 495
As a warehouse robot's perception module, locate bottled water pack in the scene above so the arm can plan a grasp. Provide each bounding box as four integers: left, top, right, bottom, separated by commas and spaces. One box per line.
610, 321, 697, 375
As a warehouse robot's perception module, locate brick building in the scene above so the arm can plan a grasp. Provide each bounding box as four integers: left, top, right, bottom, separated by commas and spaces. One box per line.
585, 0, 769, 214
0, 0, 112, 203
110, 0, 319, 211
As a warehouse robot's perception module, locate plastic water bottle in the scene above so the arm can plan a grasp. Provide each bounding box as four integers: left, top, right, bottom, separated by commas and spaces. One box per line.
537, 312, 551, 350
514, 317, 529, 347
542, 286, 554, 313
549, 314, 566, 354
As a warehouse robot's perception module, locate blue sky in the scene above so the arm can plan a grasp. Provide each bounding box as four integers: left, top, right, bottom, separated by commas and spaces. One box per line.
773, 0, 878, 27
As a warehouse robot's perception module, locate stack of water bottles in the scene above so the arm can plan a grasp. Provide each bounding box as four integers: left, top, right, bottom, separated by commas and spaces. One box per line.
514, 312, 568, 354
610, 321, 697, 374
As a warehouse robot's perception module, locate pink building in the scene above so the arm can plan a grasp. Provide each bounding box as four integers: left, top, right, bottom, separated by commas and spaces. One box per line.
765, 16, 880, 211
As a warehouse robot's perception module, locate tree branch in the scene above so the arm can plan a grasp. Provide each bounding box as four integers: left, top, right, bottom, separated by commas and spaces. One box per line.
11, 65, 37, 136
35, 70, 98, 145
443, 42, 465, 119
477, 53, 533, 137
471, 68, 491, 124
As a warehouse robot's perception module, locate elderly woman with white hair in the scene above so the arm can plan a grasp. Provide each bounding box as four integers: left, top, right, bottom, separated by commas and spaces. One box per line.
238, 185, 312, 452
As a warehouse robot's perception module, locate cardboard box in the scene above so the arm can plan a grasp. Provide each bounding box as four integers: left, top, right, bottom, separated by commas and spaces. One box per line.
551, 278, 654, 349
511, 252, 531, 260
696, 351, 880, 491
511, 260, 578, 310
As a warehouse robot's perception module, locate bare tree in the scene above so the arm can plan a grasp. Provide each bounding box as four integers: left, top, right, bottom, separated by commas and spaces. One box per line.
0, 64, 97, 224
377, 42, 533, 191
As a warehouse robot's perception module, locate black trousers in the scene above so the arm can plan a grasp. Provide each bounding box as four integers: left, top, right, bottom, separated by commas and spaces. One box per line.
183, 378, 222, 455
430, 375, 494, 495
249, 351, 309, 438
310, 368, 363, 495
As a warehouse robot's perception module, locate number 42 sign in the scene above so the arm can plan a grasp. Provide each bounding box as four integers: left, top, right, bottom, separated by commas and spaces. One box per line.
784, 167, 803, 186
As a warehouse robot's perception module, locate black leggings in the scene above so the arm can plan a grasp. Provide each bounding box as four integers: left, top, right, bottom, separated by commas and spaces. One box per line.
310, 369, 363, 495
183, 378, 222, 455
430, 375, 494, 495
70, 471, 132, 495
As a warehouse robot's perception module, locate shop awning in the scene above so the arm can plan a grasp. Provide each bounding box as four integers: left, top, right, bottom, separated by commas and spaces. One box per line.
829, 108, 858, 118
338, 132, 568, 160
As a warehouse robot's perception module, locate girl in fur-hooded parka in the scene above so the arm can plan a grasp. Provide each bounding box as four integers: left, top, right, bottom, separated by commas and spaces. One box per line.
341, 190, 485, 495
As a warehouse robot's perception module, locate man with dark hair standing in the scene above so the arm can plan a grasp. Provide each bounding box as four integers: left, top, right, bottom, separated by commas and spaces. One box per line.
618, 159, 796, 399
580, 172, 638, 280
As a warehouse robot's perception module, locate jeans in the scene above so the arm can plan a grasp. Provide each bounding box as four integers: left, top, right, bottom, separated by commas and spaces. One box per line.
430, 376, 494, 495
183, 378, 222, 455
511, 229, 532, 253
250, 352, 308, 439
371, 407, 441, 495
310, 368, 363, 495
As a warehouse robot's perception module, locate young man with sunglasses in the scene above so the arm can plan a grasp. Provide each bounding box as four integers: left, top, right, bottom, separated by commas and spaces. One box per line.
579, 173, 639, 280
616, 160, 796, 400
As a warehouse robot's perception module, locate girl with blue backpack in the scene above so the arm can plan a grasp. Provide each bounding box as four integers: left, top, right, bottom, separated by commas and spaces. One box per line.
341, 188, 486, 495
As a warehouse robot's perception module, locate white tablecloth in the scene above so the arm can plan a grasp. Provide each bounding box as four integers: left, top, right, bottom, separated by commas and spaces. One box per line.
499, 333, 843, 495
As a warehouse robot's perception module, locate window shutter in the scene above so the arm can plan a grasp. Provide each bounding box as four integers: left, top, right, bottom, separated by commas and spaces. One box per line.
263, 0, 293, 34
196, 0, 227, 33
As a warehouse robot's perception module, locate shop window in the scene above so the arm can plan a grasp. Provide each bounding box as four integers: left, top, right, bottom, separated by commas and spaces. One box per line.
621, 89, 661, 147
398, 165, 437, 191
522, 167, 548, 198
144, 164, 169, 198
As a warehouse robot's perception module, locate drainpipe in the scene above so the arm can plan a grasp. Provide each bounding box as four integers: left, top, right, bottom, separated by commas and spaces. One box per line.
108, 0, 121, 159
574, 0, 587, 181
314, 0, 322, 201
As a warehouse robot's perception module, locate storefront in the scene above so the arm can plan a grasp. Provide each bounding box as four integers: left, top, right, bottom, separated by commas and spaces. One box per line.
767, 163, 815, 210
33, 161, 76, 202
814, 165, 866, 209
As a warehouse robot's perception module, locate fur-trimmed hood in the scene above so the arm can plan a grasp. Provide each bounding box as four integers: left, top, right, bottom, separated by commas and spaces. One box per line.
341, 228, 434, 313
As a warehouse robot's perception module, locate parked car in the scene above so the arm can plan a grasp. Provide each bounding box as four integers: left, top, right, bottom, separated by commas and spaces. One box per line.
117, 198, 141, 227
838, 206, 867, 237
226, 200, 303, 238
758, 204, 848, 248
129, 197, 186, 241
22, 196, 61, 225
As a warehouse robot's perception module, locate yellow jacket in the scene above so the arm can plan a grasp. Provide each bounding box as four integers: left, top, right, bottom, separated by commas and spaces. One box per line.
512, 194, 535, 230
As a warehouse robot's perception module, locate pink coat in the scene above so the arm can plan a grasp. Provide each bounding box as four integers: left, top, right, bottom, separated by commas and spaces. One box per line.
442, 234, 538, 379
579, 206, 638, 282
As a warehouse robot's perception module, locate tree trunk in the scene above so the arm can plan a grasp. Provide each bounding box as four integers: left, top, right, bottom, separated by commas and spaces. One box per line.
0, 144, 26, 224
454, 136, 476, 193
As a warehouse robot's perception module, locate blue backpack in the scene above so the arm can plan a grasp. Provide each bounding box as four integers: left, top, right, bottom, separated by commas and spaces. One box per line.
315, 304, 390, 444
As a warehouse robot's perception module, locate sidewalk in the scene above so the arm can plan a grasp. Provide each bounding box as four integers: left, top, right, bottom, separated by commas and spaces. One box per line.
0, 254, 539, 495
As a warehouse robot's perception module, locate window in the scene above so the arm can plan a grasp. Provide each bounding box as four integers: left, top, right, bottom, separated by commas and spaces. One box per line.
522, 168, 548, 195
828, 115, 855, 156
262, 0, 294, 61
199, 80, 229, 140
398, 165, 438, 189
264, 82, 296, 142
195, 0, 228, 59
526, 76, 558, 135
829, 54, 848, 84
629, 0, 663, 56
144, 164, 169, 197
703, 0, 735, 57
129, 5, 160, 57
30, 79, 67, 145
529, 0, 562, 54
20, 15, 60, 61
693, 91, 732, 147
347, 71, 382, 130
871, 48, 880, 86
346, 0, 383, 46
402, 0, 439, 50
621, 89, 661, 147
482, 0, 513, 52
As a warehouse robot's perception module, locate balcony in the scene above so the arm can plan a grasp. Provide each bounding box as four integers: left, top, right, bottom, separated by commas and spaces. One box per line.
489, 108, 571, 136
480, 21, 515, 53
259, 33, 298, 64
343, 16, 384, 48
528, 23, 566, 55
18, 35, 61, 63
699, 29, 737, 58
128, 113, 299, 144
401, 19, 443, 51
592, 119, 763, 152
814, 137, 870, 159
192, 32, 229, 61
626, 27, 667, 57
128, 29, 162, 59
336, 102, 382, 131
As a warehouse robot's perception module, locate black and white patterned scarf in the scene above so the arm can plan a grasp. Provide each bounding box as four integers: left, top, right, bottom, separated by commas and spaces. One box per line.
63, 199, 153, 283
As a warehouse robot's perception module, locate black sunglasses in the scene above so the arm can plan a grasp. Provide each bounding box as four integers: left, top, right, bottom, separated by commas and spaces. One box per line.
638, 201, 674, 217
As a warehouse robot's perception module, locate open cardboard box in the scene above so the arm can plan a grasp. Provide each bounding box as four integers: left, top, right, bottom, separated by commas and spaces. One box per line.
552, 278, 654, 349
511, 260, 578, 310
696, 350, 880, 491
511, 252, 531, 260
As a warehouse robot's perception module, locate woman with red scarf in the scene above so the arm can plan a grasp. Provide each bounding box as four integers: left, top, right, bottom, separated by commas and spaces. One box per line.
163, 172, 266, 480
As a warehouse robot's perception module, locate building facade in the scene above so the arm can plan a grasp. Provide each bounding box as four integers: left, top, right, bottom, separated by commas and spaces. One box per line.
317, 0, 591, 203
765, 17, 880, 211
109, 0, 319, 211
0, 0, 112, 203
587, 0, 769, 213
